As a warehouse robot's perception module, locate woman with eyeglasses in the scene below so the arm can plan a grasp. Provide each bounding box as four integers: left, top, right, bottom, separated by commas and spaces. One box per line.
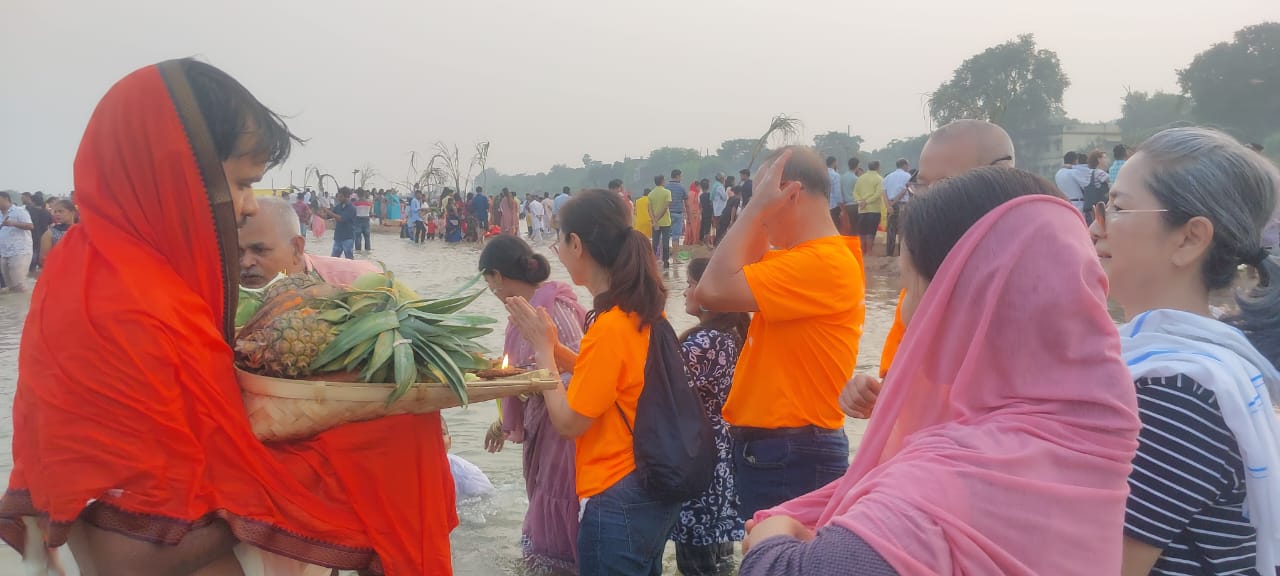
478, 234, 586, 574
1089, 127, 1280, 576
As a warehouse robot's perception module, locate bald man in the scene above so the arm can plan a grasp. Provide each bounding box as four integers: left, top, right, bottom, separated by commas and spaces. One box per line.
239, 196, 378, 289
841, 119, 1015, 417
697, 145, 866, 525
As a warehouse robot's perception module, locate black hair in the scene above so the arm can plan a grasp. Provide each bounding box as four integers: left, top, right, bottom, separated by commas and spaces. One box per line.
1063, 151, 1079, 165
671, 169, 682, 179
562, 186, 571, 195
868, 160, 881, 171
896, 158, 909, 169
607, 179, 624, 190
848, 157, 861, 170
739, 168, 751, 176
51, 197, 77, 212
478, 235, 551, 284
560, 189, 666, 327
654, 174, 665, 186
826, 156, 837, 167
1113, 144, 1129, 161
180, 59, 302, 168
699, 178, 711, 190
0, 191, 11, 203
681, 257, 752, 344
902, 167, 1066, 281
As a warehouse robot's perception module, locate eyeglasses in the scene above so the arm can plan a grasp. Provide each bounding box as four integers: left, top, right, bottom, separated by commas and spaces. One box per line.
906, 156, 1013, 196
1092, 202, 1169, 235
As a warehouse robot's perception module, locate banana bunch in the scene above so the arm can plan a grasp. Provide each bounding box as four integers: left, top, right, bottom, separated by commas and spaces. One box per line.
307, 271, 495, 404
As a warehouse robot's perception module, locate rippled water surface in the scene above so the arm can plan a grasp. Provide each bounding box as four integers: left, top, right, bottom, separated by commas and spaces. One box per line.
0, 225, 902, 574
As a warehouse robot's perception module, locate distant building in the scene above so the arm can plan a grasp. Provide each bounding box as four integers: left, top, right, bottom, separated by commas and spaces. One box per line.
1025, 121, 1123, 178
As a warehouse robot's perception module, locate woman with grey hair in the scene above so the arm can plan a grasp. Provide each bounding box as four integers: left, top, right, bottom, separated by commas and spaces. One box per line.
1090, 127, 1280, 575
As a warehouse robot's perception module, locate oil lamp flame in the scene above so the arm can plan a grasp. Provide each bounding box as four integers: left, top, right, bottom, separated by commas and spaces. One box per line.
501, 355, 509, 370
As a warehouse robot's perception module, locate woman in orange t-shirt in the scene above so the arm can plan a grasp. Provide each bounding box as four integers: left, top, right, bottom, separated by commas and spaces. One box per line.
508, 189, 680, 575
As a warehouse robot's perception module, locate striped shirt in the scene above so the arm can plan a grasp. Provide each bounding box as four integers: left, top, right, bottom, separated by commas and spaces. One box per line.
1126, 374, 1258, 575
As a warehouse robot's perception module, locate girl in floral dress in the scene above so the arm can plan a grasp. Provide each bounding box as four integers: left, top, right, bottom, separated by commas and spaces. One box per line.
671, 257, 749, 575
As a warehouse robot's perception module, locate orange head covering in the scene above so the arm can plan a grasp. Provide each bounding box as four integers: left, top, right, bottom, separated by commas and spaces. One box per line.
0, 61, 456, 575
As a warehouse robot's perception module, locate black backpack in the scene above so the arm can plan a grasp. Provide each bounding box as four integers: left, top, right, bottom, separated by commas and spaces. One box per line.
1082, 170, 1110, 210
616, 319, 716, 502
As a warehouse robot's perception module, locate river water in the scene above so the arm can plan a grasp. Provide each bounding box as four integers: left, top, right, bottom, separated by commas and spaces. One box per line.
0, 224, 904, 574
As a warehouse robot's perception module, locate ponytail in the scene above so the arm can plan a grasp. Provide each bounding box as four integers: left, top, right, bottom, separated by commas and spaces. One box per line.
1228, 252, 1280, 372
593, 230, 666, 328
561, 189, 667, 329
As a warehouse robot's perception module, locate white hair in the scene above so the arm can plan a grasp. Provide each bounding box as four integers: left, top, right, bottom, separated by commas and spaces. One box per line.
255, 196, 302, 238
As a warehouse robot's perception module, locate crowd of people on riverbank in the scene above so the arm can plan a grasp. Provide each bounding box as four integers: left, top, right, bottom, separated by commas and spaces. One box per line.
0, 191, 79, 294
3, 59, 1280, 576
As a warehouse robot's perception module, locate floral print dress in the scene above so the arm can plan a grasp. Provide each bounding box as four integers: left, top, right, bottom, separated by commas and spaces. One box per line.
671, 328, 746, 546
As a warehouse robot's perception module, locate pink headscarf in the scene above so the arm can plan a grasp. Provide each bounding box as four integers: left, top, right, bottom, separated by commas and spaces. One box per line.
756, 195, 1140, 575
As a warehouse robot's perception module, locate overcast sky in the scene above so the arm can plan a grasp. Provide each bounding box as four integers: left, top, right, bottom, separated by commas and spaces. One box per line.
3, 0, 1278, 193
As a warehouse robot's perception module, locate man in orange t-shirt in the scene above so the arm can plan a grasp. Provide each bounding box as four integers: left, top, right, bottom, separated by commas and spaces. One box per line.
696, 145, 865, 520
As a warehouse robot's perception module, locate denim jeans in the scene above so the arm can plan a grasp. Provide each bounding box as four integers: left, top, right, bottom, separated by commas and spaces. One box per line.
355, 218, 371, 251
578, 472, 680, 576
670, 212, 685, 244
652, 226, 671, 267
731, 426, 849, 522
331, 238, 354, 259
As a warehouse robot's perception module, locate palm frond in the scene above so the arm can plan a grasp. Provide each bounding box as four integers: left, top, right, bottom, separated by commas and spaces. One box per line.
748, 114, 803, 170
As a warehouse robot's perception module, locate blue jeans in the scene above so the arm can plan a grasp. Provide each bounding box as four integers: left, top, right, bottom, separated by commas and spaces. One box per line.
731, 426, 849, 522
670, 212, 685, 243
578, 472, 680, 576
331, 238, 354, 259
354, 218, 371, 251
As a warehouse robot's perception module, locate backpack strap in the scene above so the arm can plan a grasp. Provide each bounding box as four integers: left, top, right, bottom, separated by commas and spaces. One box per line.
615, 403, 633, 434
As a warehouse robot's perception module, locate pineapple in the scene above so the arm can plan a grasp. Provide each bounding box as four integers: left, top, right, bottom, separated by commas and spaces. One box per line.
235, 308, 336, 378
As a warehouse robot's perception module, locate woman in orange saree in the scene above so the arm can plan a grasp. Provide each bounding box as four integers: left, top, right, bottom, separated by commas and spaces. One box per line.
0, 59, 457, 575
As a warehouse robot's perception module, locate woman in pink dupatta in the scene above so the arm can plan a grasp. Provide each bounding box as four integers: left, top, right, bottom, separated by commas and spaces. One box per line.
478, 235, 586, 574
740, 167, 1140, 576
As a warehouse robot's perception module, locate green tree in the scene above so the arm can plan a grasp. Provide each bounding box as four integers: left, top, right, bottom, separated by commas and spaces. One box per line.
645, 147, 701, 172
1118, 90, 1193, 143
813, 131, 865, 163
928, 35, 1068, 179
716, 139, 757, 170
865, 135, 929, 170
1178, 22, 1280, 142
928, 34, 1069, 130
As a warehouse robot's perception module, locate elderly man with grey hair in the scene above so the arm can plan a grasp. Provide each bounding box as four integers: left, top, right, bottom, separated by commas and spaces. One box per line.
238, 196, 378, 289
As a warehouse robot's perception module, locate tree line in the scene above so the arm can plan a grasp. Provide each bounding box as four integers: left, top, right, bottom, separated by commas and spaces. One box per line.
475, 21, 1276, 196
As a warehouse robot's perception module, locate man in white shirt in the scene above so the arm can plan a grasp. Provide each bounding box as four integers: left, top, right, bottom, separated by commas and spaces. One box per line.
711, 173, 729, 222
882, 158, 912, 255
0, 191, 35, 292
826, 156, 844, 232
1054, 151, 1087, 213
528, 193, 547, 240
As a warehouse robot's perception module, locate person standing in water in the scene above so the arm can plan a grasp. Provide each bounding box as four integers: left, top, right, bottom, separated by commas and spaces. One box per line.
479, 235, 587, 575
507, 189, 681, 575
1087, 127, 1280, 576
671, 257, 750, 576
696, 146, 865, 522
0, 59, 457, 575
39, 197, 77, 265
0, 191, 34, 292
